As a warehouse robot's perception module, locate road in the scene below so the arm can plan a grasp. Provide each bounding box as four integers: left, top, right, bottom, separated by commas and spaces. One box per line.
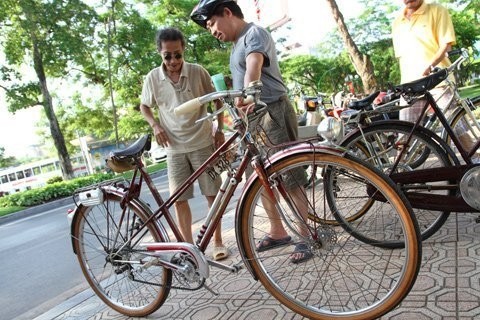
0, 173, 222, 320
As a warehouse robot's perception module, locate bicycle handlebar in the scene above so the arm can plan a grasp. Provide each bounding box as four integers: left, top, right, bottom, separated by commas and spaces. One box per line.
174, 81, 261, 115
393, 48, 469, 95
446, 47, 468, 73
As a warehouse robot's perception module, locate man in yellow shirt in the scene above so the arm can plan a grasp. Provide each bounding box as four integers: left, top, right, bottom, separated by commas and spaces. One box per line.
392, 0, 475, 154
392, 0, 455, 85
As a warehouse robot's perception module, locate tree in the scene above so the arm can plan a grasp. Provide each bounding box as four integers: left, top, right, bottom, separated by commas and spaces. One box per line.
323, 0, 378, 93
0, 147, 16, 168
0, 0, 99, 179
280, 54, 354, 95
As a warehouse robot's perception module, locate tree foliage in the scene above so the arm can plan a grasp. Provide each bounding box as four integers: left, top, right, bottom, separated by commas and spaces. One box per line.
0, 147, 16, 168
1, 0, 478, 170
0, 0, 99, 178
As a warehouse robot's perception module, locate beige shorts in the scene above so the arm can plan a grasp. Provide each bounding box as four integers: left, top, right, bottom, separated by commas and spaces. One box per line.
399, 86, 468, 135
249, 97, 308, 189
167, 145, 222, 201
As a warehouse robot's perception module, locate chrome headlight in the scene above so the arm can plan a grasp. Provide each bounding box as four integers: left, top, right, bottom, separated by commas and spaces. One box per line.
317, 117, 344, 143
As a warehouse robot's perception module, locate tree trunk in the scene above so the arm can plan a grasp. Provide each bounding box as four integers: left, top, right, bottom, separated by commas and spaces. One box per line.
324, 0, 378, 94
31, 36, 74, 180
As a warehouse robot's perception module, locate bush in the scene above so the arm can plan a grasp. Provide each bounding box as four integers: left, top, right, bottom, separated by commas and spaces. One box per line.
0, 173, 114, 208
47, 176, 63, 184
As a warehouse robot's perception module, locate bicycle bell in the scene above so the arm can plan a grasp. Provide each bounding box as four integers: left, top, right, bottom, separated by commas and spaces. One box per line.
460, 166, 480, 211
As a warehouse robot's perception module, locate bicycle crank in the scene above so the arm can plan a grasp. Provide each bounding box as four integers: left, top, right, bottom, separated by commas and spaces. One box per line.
139, 242, 210, 280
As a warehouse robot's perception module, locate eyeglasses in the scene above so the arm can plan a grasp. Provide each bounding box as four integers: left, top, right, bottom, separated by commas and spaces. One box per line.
163, 53, 183, 61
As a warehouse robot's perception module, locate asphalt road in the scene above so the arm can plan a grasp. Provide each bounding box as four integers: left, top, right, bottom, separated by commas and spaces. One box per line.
0, 172, 216, 320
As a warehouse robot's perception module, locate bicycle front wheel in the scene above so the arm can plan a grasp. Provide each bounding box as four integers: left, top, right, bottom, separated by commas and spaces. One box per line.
237, 151, 421, 320
71, 189, 172, 317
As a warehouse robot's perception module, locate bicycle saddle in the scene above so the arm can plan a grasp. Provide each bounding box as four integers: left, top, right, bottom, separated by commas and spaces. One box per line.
110, 134, 152, 159
394, 69, 448, 95
348, 91, 380, 110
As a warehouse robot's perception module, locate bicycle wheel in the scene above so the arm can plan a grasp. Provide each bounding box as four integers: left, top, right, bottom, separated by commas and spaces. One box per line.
305, 159, 373, 225
237, 151, 421, 319
71, 189, 172, 317
444, 99, 480, 159
340, 120, 455, 242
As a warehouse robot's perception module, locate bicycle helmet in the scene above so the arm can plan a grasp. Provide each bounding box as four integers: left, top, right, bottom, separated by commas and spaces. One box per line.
190, 0, 236, 28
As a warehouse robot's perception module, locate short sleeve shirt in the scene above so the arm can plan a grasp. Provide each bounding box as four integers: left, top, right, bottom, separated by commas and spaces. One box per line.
229, 23, 287, 104
141, 62, 215, 153
392, 2, 456, 83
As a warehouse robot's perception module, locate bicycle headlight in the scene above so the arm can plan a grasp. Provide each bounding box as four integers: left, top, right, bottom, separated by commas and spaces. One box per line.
317, 117, 344, 143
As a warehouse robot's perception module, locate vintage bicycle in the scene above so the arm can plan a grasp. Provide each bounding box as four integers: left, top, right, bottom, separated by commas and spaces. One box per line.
328, 49, 480, 246
69, 82, 421, 319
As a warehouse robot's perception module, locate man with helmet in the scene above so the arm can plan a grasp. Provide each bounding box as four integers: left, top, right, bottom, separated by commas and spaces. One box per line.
140, 27, 229, 261
191, 0, 313, 263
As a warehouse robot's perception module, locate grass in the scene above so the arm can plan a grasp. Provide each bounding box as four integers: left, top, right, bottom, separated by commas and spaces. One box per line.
0, 206, 26, 217
459, 84, 480, 99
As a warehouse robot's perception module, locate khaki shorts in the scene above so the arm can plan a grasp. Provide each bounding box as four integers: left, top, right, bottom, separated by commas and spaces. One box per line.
167, 145, 222, 201
400, 86, 468, 135
250, 97, 308, 188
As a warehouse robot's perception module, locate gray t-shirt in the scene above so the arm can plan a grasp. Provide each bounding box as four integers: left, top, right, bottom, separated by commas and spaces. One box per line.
229, 23, 286, 104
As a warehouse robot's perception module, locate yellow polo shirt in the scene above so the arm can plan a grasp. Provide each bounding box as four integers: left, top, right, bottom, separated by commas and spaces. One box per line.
141, 62, 216, 153
392, 2, 456, 83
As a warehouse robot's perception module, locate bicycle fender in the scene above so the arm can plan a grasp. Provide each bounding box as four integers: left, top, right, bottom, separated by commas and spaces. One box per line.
234, 144, 344, 280
342, 120, 460, 166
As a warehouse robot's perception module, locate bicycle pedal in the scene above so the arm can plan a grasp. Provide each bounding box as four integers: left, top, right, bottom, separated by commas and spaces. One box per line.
203, 283, 219, 296
207, 259, 244, 273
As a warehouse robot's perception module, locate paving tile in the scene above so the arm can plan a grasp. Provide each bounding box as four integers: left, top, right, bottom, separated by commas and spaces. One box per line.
36, 211, 480, 320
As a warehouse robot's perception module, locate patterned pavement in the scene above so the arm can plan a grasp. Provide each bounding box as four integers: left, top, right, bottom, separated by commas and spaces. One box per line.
35, 210, 480, 320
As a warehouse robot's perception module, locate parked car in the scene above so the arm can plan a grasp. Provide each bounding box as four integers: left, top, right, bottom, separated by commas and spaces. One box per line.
150, 146, 167, 163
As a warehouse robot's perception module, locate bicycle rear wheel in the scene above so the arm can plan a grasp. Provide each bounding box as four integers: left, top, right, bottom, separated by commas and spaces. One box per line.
340, 121, 455, 242
71, 189, 172, 317
237, 151, 421, 319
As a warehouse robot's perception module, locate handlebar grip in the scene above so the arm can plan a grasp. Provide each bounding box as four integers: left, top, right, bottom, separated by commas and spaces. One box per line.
174, 98, 202, 115
243, 95, 254, 105
447, 48, 463, 57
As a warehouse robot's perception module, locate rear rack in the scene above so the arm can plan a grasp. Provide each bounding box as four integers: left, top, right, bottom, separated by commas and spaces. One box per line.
73, 177, 128, 207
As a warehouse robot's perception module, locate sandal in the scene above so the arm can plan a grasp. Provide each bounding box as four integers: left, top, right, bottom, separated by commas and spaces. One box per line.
213, 245, 229, 261
290, 243, 313, 264
256, 235, 292, 252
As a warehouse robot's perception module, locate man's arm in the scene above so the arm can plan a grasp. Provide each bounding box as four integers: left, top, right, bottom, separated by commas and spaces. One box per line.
422, 43, 452, 76
139, 104, 170, 147
244, 52, 263, 87
236, 52, 264, 110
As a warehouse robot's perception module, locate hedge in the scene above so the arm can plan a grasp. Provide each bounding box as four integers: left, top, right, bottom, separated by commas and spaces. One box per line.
0, 173, 114, 208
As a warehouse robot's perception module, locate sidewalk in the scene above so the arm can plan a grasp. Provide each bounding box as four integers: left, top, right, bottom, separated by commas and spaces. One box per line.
33, 210, 480, 320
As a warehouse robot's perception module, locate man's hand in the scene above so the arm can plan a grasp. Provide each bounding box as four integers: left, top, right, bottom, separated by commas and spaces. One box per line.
214, 130, 225, 148
152, 123, 170, 147
234, 97, 256, 113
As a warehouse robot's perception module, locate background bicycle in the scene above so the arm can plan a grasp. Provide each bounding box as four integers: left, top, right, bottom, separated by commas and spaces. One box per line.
321, 49, 480, 245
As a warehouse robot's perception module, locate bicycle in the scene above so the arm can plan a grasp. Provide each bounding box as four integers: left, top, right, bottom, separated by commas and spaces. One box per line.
330, 49, 480, 245
69, 81, 421, 319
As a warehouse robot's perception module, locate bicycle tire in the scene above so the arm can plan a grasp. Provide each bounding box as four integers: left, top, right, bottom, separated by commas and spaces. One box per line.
443, 100, 480, 159
237, 150, 421, 319
72, 189, 172, 317
339, 121, 455, 243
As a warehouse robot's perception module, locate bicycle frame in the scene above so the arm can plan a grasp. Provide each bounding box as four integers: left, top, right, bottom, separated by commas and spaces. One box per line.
386, 87, 480, 212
